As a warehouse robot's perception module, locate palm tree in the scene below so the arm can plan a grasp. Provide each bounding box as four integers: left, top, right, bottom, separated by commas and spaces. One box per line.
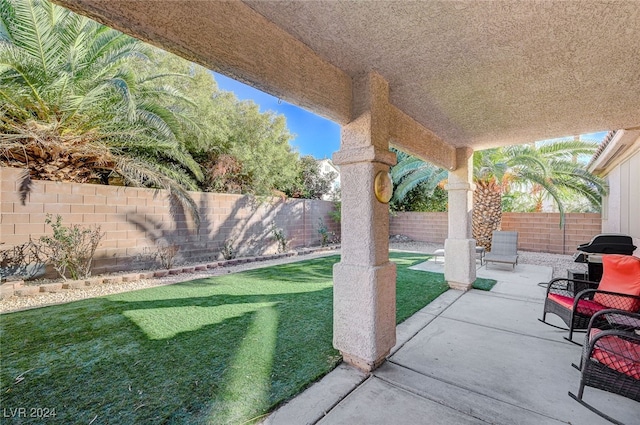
472, 140, 607, 249
389, 147, 448, 208
390, 139, 608, 250
0, 0, 203, 223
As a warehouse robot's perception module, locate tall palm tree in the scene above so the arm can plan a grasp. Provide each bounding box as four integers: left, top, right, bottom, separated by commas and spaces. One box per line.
390, 140, 608, 250
472, 140, 607, 249
0, 0, 203, 223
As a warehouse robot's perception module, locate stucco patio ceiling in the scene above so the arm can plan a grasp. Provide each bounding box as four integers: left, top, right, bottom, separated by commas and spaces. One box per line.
55, 0, 640, 152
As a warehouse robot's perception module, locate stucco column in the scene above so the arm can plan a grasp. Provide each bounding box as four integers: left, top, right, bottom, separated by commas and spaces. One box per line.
332, 72, 397, 372
444, 147, 476, 290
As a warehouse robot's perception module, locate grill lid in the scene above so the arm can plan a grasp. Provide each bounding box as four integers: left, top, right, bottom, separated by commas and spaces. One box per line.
577, 233, 636, 255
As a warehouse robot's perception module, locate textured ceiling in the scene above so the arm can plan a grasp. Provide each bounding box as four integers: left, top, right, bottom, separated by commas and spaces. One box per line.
54, 0, 640, 151
244, 0, 640, 148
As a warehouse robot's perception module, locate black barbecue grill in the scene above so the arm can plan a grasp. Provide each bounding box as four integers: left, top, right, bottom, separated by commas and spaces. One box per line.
572, 233, 637, 282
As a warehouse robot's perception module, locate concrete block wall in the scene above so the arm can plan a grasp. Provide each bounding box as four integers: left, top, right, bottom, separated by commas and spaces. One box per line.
389, 212, 448, 243
390, 211, 602, 255
0, 167, 340, 275
501, 213, 602, 254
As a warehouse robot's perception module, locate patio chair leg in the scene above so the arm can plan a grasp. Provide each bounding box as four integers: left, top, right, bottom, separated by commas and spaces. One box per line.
568, 391, 627, 425
564, 321, 588, 345
564, 333, 583, 346
565, 316, 583, 345
537, 317, 569, 331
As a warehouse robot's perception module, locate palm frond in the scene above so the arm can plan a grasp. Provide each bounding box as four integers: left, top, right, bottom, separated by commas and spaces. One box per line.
18, 168, 33, 205
107, 69, 138, 121
0, 44, 49, 112
14, 0, 63, 77
0, 1, 15, 43
135, 101, 182, 140
473, 148, 511, 182
390, 156, 431, 182
140, 83, 198, 108
551, 176, 603, 209
536, 139, 598, 159
138, 72, 191, 84
62, 83, 111, 122
392, 166, 447, 202
523, 173, 566, 227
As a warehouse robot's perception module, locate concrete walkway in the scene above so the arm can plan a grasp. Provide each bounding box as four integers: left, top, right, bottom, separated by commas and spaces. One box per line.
264, 261, 639, 425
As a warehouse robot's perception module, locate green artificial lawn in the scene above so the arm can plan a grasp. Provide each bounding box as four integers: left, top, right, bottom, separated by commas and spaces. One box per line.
0, 252, 495, 424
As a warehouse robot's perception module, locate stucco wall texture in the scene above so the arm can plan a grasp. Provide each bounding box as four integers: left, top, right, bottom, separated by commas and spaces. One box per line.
391, 212, 602, 255
0, 167, 339, 275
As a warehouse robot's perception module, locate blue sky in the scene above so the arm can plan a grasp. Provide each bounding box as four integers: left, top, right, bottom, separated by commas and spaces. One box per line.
213, 72, 608, 159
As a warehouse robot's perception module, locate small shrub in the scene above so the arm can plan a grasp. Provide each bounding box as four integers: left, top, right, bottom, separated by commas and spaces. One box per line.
329, 201, 341, 224
155, 241, 179, 269
317, 218, 330, 247
133, 246, 155, 266
38, 214, 104, 280
221, 237, 237, 260
133, 243, 178, 269
270, 222, 288, 253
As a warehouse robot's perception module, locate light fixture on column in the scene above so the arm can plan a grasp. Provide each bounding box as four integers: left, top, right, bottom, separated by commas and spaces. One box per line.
374, 171, 393, 203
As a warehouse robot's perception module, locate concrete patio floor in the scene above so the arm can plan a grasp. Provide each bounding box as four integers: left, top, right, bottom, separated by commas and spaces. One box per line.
264, 261, 639, 425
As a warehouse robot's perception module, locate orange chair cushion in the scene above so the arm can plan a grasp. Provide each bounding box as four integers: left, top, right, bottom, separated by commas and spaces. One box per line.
547, 293, 607, 316
590, 329, 640, 380
593, 255, 640, 311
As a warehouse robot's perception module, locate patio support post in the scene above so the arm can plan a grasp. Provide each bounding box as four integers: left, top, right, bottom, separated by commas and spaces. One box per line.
332, 72, 397, 372
444, 147, 476, 290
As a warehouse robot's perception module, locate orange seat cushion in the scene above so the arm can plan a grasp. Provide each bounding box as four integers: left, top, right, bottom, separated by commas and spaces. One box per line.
593, 255, 640, 311
590, 329, 640, 380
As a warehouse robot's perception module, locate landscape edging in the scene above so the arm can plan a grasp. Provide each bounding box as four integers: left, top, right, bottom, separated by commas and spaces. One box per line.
0, 245, 340, 300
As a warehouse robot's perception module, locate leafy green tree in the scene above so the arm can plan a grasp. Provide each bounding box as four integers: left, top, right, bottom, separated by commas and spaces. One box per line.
0, 0, 202, 221
146, 50, 301, 196
286, 156, 336, 199
391, 184, 448, 212
142, 50, 232, 161
222, 100, 299, 195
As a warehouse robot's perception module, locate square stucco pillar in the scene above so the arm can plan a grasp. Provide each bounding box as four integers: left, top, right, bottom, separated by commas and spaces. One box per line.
332, 72, 397, 372
444, 147, 476, 291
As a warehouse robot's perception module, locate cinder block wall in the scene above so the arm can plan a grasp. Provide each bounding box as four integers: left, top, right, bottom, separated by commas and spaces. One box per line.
390, 211, 602, 254
0, 167, 340, 274
501, 213, 602, 254
390, 212, 448, 243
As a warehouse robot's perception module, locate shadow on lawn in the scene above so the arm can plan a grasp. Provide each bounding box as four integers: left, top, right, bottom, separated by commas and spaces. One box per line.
0, 262, 340, 425
0, 253, 448, 424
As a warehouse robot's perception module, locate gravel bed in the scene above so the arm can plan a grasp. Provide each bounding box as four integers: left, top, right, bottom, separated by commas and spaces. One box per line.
389, 241, 584, 279
1, 243, 583, 314
0, 251, 338, 314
